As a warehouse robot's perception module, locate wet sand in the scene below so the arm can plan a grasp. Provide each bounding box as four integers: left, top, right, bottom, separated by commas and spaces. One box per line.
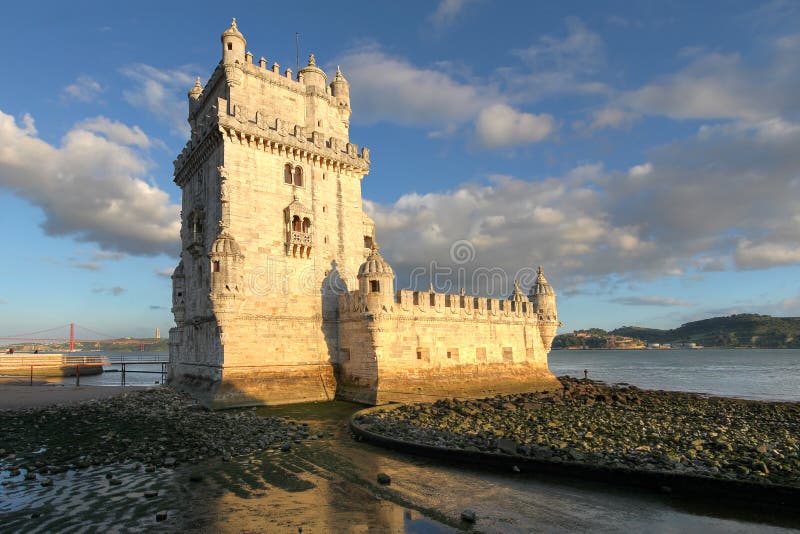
2, 395, 800, 532
0, 384, 140, 410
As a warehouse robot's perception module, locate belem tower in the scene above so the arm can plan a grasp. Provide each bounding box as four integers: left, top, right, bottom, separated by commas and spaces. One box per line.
168, 19, 562, 408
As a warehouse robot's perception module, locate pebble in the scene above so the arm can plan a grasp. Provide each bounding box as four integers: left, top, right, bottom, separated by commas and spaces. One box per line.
357, 377, 800, 487
376, 473, 391, 485
0, 388, 307, 474
461, 509, 477, 523
155, 510, 168, 522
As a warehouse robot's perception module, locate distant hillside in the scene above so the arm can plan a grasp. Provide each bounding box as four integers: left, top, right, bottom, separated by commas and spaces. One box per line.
611, 314, 800, 348
6, 338, 169, 353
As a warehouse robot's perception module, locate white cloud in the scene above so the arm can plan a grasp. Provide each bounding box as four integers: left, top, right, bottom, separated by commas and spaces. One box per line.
337, 46, 552, 148
627, 162, 652, 178
120, 64, 196, 137
337, 46, 490, 127
735, 240, 800, 269
588, 107, 640, 131
475, 104, 554, 148
93, 286, 126, 296
507, 17, 610, 99
611, 296, 694, 307
623, 38, 800, 123
155, 267, 174, 278
72, 262, 103, 271
93, 250, 127, 261
514, 17, 604, 74
63, 75, 104, 102
427, 0, 479, 29
366, 114, 800, 292
76, 117, 153, 149
0, 110, 180, 256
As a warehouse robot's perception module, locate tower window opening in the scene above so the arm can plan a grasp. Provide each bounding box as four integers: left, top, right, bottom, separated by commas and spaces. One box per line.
302, 217, 311, 233
370, 280, 380, 293
294, 167, 304, 187
317, 120, 322, 127
212, 260, 220, 273
284, 164, 293, 184
292, 215, 302, 232
227, 43, 233, 51
430, 293, 436, 306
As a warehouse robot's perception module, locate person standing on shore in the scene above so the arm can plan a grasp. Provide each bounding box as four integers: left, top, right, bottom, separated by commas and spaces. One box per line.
584, 369, 589, 380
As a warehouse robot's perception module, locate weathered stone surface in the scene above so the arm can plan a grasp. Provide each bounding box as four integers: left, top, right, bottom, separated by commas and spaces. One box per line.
169, 19, 561, 409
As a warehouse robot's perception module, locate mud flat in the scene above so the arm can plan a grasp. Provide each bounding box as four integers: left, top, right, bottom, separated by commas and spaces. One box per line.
352, 377, 800, 505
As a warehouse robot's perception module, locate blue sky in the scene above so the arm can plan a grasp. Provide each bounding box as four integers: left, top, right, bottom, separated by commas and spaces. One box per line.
1, 0, 799, 339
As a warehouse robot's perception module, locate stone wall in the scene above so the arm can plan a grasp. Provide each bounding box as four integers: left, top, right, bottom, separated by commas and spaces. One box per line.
337, 290, 560, 404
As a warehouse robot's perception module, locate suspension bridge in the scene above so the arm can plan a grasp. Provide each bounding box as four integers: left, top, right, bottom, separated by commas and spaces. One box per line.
0, 323, 162, 351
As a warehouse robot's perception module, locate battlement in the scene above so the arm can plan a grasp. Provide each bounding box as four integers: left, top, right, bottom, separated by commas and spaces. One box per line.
169, 18, 561, 409
175, 114, 369, 181
339, 288, 559, 323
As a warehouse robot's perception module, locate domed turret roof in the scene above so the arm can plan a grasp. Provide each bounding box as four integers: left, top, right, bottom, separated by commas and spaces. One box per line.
529, 266, 555, 297
509, 279, 526, 302
332, 65, 348, 85
221, 18, 245, 43
358, 242, 394, 278
299, 53, 328, 80
188, 77, 203, 99
211, 231, 242, 257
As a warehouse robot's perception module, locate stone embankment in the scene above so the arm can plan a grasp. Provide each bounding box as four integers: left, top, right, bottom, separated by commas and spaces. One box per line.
0, 388, 311, 473
354, 377, 800, 491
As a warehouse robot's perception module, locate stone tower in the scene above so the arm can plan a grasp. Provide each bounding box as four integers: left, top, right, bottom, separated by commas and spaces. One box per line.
168, 19, 373, 408
529, 266, 559, 351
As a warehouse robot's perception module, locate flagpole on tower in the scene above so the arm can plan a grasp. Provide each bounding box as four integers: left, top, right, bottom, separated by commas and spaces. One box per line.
295, 32, 299, 74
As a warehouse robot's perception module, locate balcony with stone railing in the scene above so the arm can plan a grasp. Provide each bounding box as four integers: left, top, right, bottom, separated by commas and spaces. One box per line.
289, 231, 313, 246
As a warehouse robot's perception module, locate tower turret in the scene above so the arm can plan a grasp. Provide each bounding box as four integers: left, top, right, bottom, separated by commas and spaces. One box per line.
299, 54, 327, 91
529, 266, 560, 350
330, 66, 350, 105
221, 18, 246, 65
188, 77, 203, 101
357, 241, 395, 312
171, 260, 186, 326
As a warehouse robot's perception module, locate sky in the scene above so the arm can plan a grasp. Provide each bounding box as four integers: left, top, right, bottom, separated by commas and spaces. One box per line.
1, 0, 799, 339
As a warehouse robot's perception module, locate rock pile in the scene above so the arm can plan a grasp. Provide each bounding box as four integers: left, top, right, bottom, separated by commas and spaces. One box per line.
357, 377, 800, 487
0, 388, 307, 473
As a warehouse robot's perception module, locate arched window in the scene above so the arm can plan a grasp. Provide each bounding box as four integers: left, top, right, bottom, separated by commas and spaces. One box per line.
302, 217, 311, 233
292, 215, 302, 232
284, 164, 293, 185
294, 167, 303, 187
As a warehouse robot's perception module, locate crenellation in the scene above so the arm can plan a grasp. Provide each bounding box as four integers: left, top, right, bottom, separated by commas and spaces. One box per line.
169, 19, 561, 409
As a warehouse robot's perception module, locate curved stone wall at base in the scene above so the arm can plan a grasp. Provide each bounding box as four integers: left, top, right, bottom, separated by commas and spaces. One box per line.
338, 363, 561, 405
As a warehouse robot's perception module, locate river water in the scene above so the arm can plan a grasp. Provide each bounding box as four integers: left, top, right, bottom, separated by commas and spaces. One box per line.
550, 348, 800, 402
3, 349, 799, 532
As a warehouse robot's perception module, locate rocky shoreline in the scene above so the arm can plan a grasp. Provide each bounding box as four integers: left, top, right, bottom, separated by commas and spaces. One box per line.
0, 388, 315, 476
355, 377, 800, 488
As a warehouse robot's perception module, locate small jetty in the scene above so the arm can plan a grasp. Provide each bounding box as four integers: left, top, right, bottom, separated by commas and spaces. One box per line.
0, 353, 107, 380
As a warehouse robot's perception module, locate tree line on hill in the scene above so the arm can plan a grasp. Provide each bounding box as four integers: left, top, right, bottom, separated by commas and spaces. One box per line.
554, 314, 800, 349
